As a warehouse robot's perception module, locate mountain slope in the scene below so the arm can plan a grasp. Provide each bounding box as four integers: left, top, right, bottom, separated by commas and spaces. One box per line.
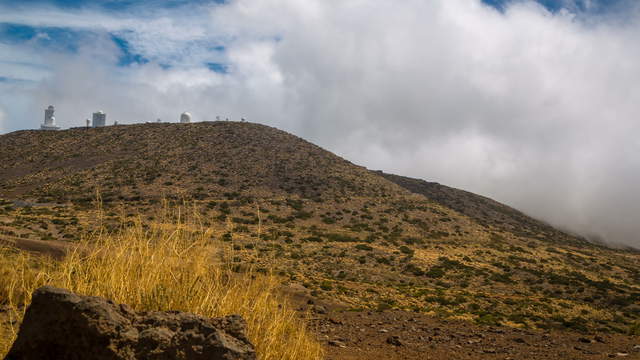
0, 121, 639, 334
377, 172, 590, 247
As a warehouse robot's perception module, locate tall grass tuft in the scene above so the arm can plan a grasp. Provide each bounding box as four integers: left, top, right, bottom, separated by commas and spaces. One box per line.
0, 207, 323, 360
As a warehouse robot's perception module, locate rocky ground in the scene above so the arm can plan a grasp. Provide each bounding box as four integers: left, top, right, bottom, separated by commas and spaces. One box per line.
309, 309, 640, 359
287, 293, 640, 360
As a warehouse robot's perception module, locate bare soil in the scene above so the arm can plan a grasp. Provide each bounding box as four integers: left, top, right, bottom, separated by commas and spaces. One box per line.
279, 288, 640, 360
0, 236, 68, 259
308, 308, 640, 360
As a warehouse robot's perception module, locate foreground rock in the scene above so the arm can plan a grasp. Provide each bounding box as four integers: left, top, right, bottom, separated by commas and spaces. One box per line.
5, 286, 256, 360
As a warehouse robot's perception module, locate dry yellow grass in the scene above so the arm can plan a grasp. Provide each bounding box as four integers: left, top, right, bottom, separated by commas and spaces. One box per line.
0, 208, 323, 360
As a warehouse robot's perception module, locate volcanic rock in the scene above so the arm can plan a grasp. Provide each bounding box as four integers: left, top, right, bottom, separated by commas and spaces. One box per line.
4, 286, 256, 360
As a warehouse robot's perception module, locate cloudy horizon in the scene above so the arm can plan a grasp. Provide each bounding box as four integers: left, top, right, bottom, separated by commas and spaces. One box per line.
0, 0, 639, 247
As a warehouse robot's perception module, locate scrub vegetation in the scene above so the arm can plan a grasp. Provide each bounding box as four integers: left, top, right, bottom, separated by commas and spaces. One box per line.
0, 206, 323, 360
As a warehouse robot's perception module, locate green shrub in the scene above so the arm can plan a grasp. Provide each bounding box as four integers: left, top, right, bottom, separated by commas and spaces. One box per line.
399, 246, 414, 256
286, 199, 304, 211
320, 281, 333, 291
489, 272, 514, 284
404, 263, 424, 276
302, 236, 322, 243
294, 211, 313, 220
403, 237, 424, 245
325, 233, 359, 242
425, 267, 445, 278
476, 314, 502, 326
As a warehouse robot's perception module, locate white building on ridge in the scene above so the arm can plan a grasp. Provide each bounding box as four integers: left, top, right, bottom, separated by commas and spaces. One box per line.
41, 105, 60, 130
92, 111, 106, 127
180, 112, 192, 123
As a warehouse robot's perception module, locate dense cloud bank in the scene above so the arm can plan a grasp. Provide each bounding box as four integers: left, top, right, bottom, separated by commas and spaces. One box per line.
0, 0, 639, 247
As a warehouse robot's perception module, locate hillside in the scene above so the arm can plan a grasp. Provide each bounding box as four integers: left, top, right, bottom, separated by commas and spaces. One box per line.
0, 122, 403, 203
377, 172, 590, 247
1, 121, 639, 338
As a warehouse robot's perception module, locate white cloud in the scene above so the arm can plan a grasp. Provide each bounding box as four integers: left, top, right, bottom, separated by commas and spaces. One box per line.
1, 0, 640, 246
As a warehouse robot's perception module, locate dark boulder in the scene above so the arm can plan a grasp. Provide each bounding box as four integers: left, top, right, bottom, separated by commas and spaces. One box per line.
5, 286, 256, 360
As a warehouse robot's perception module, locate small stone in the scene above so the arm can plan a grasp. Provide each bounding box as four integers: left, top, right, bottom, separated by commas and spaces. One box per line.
483, 348, 497, 354
328, 340, 346, 348
617, 353, 629, 357
633, 345, 640, 350
387, 336, 402, 346
379, 329, 389, 333
313, 305, 327, 314
575, 346, 600, 355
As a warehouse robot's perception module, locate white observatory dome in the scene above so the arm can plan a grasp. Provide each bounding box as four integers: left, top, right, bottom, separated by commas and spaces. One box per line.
180, 112, 192, 123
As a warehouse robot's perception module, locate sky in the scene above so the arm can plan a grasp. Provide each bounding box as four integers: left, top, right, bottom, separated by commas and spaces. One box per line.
0, 0, 639, 247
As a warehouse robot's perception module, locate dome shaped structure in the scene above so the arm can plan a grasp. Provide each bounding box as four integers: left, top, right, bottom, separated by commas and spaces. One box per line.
180, 112, 192, 123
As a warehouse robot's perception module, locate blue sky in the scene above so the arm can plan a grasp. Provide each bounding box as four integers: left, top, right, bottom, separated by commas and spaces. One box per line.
483, 0, 625, 12
0, 0, 639, 247
0, 0, 229, 73
0, 0, 627, 78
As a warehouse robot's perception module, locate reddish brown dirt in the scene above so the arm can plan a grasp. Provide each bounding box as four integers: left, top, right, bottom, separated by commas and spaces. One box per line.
306, 309, 640, 360
276, 288, 640, 360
